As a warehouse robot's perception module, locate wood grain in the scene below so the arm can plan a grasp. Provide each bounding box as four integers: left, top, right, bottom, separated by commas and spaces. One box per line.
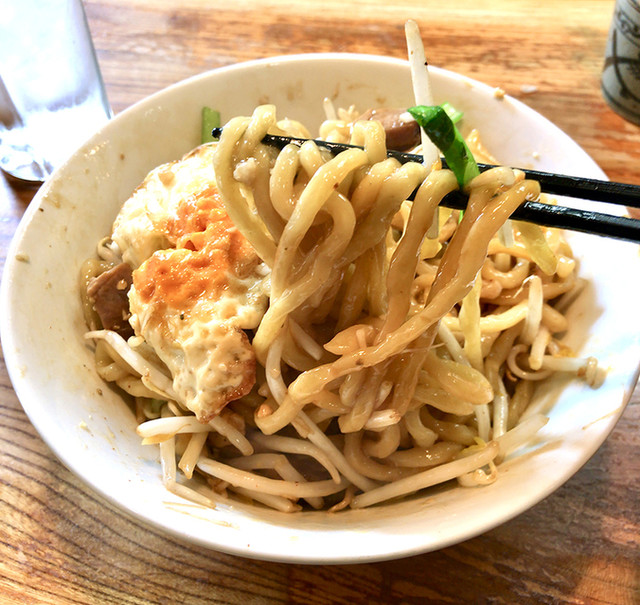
1, 1, 638, 603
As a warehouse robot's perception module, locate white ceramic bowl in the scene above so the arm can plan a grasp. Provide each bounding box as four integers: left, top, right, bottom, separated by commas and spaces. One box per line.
2, 54, 639, 564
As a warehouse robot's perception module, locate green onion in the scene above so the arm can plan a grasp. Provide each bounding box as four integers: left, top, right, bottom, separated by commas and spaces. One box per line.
440, 101, 464, 124
201, 107, 221, 144
408, 104, 479, 187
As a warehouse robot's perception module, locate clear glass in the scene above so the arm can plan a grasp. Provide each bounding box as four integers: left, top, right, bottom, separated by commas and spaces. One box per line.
0, 0, 112, 184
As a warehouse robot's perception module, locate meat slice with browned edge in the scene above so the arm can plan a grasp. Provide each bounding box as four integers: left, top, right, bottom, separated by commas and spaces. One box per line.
87, 262, 134, 338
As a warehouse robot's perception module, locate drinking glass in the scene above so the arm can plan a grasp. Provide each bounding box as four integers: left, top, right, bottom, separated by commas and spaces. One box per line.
0, 0, 112, 184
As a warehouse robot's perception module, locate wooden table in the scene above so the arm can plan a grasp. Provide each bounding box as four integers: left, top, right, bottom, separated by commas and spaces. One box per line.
1, 1, 638, 602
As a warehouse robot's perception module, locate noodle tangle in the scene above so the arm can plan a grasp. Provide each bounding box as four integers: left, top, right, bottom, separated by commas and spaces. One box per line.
82, 103, 604, 512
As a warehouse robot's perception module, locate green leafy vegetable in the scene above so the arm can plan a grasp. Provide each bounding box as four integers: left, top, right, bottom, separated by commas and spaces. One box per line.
201, 107, 221, 144
440, 101, 464, 124
408, 104, 479, 187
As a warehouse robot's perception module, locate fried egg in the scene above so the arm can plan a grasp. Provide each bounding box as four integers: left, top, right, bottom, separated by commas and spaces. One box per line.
113, 144, 218, 268
112, 144, 268, 422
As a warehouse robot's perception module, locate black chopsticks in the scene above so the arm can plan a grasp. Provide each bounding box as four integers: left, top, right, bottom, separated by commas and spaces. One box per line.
211, 128, 640, 243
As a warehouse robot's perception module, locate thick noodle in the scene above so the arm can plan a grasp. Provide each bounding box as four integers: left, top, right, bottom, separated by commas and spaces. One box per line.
83, 103, 603, 512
